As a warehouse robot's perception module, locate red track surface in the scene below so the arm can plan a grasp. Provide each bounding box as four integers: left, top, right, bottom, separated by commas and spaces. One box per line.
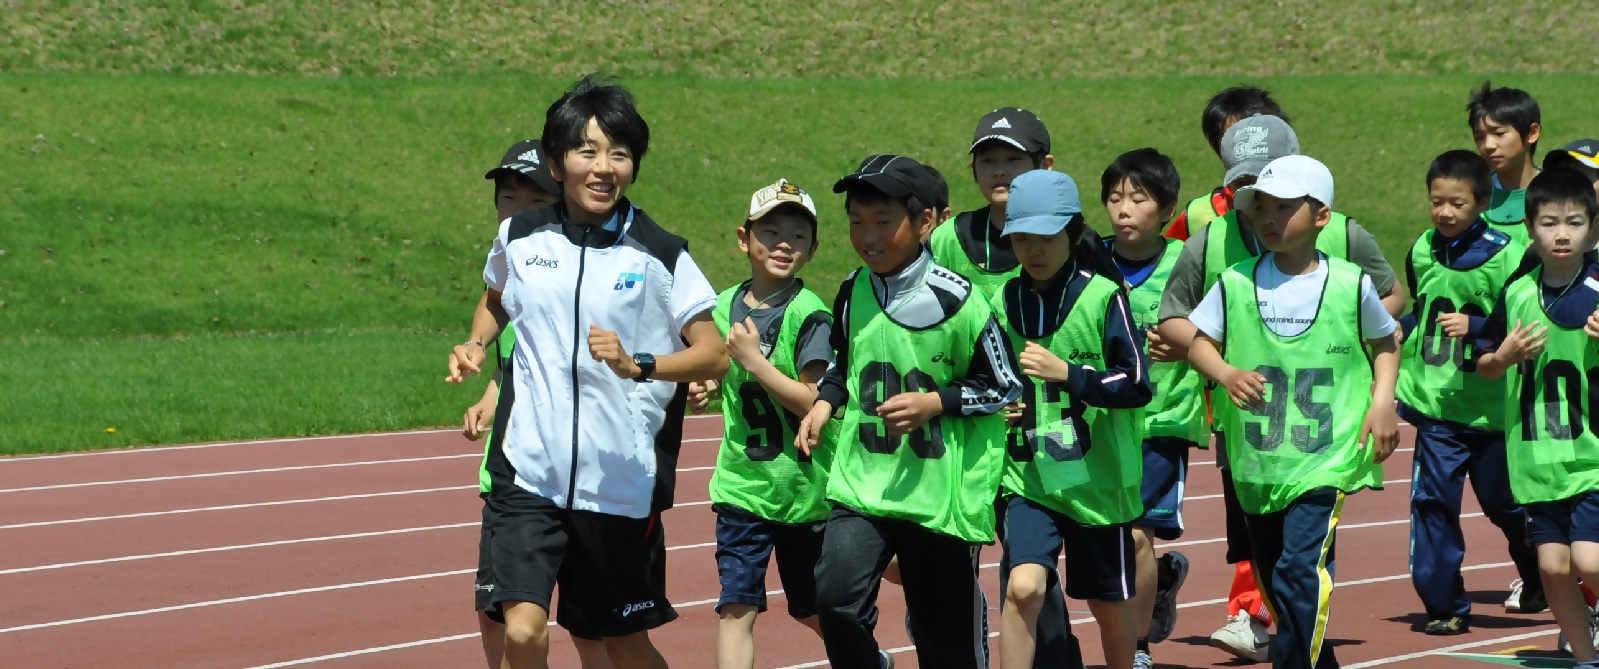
0, 417, 1564, 668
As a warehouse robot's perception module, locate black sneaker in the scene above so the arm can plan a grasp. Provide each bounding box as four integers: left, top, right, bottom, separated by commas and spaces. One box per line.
1425, 616, 1470, 635
1519, 586, 1550, 615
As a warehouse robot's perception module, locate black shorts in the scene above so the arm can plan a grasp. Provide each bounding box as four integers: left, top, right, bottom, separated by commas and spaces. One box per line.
1003, 495, 1136, 602
1527, 490, 1599, 545
1136, 437, 1192, 540
714, 504, 826, 619
485, 485, 676, 639
1217, 432, 1255, 564
476, 498, 495, 612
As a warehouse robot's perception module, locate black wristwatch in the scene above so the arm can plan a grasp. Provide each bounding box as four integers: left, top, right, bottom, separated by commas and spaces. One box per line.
632, 352, 656, 382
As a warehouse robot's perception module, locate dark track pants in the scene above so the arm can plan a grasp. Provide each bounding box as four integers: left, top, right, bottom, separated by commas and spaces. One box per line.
1246, 487, 1344, 669
1405, 409, 1541, 618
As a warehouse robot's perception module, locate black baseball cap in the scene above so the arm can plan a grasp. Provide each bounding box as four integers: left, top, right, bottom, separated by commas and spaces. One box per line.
485, 139, 560, 194
832, 154, 939, 214
970, 107, 1051, 155
1545, 138, 1599, 173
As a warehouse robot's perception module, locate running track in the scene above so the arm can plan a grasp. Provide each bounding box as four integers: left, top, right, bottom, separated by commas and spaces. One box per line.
0, 415, 1568, 668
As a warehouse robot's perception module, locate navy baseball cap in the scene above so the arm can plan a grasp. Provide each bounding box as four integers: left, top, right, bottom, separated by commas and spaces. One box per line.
485, 139, 560, 194
1001, 170, 1083, 237
833, 154, 939, 214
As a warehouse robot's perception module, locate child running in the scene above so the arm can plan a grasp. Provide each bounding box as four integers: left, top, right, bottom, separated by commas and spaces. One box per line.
993, 168, 1151, 669
1186, 155, 1401, 669
1401, 150, 1541, 634
687, 179, 834, 669
796, 154, 1022, 669
1101, 149, 1205, 667
1476, 169, 1599, 667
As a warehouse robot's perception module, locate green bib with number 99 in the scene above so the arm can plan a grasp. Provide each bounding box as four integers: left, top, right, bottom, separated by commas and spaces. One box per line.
1503, 271, 1599, 505
1219, 256, 1383, 515
709, 282, 835, 525
829, 269, 1008, 543
994, 272, 1146, 526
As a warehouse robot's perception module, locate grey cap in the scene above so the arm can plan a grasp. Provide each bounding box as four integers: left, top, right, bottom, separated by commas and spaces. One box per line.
1001, 170, 1082, 237
1221, 115, 1299, 187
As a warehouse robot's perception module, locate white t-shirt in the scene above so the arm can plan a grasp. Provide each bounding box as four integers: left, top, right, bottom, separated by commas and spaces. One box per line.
1191, 253, 1396, 341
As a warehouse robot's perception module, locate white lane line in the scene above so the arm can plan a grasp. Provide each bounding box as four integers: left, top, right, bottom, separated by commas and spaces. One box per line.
0, 569, 477, 634
0, 523, 480, 575
1344, 627, 1557, 668
0, 486, 476, 530
240, 633, 483, 669
0, 455, 480, 494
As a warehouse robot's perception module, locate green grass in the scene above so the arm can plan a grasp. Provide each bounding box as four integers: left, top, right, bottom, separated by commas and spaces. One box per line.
0, 330, 479, 453
6, 72, 1599, 453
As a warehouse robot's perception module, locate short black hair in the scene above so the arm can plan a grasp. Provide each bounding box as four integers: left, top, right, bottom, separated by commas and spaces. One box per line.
923, 165, 950, 215
970, 139, 1049, 170
1100, 148, 1181, 212
1426, 150, 1493, 205
1202, 86, 1290, 155
1467, 81, 1541, 158
542, 74, 650, 183
841, 182, 923, 223
1526, 168, 1599, 224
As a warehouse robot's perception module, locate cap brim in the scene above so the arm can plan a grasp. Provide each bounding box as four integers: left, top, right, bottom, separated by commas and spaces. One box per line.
969, 135, 1031, 154
1234, 178, 1313, 212
833, 173, 914, 197
1001, 214, 1075, 237
749, 200, 818, 223
1224, 159, 1271, 188
1573, 152, 1599, 170
486, 165, 560, 193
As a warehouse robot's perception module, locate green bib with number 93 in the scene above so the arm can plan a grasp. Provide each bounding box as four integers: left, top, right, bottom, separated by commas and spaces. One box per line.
994, 272, 1146, 526
829, 270, 1008, 543
1219, 256, 1383, 515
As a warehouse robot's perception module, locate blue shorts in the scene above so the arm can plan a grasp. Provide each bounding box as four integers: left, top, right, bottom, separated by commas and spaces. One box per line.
1136, 437, 1192, 540
714, 504, 826, 618
1526, 491, 1599, 545
1003, 495, 1136, 602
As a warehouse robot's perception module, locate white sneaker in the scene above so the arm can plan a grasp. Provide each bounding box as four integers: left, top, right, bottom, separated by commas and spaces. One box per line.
1209, 612, 1269, 663
1557, 604, 1599, 655
1505, 578, 1525, 612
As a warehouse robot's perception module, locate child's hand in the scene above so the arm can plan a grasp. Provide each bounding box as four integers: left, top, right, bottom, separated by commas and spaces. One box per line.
1019, 342, 1070, 383
588, 325, 641, 379
795, 400, 834, 456
726, 317, 763, 367
1358, 402, 1400, 463
1586, 310, 1599, 340
1146, 328, 1181, 364
877, 392, 943, 436
1436, 312, 1470, 338
462, 395, 496, 441
687, 379, 717, 414
446, 341, 487, 383
1003, 401, 1027, 427
1498, 320, 1549, 366
1221, 367, 1267, 409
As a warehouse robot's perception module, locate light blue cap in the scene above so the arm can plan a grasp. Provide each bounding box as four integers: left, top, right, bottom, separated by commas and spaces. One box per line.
1001, 170, 1082, 236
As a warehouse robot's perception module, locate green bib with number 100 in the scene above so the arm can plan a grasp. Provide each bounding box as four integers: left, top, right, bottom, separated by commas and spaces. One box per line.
1503, 271, 1599, 505
709, 282, 835, 524
995, 272, 1146, 526
1396, 230, 1523, 430
828, 270, 1008, 542
1219, 256, 1383, 515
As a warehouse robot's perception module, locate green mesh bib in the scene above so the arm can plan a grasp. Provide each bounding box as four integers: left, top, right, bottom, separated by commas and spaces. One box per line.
994, 273, 1146, 526
929, 210, 1022, 300
1126, 239, 1206, 444
1396, 230, 1524, 430
1218, 256, 1383, 514
1503, 271, 1599, 504
828, 270, 1008, 542
708, 282, 835, 524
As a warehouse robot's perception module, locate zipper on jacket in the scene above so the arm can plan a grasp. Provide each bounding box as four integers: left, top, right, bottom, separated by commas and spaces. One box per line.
566, 225, 590, 510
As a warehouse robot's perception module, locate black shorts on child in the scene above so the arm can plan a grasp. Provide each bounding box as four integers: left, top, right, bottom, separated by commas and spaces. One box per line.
1527, 490, 1599, 545
713, 503, 826, 619
1136, 437, 1191, 540
484, 485, 675, 639
1003, 494, 1137, 602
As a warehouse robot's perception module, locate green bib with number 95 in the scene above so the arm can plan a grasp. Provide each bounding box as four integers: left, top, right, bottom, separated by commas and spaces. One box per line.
1503, 270, 1599, 505
994, 272, 1146, 526
1219, 256, 1383, 515
709, 281, 835, 525
828, 269, 1008, 543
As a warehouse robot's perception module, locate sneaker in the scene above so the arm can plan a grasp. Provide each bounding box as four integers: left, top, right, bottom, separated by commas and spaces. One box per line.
1209, 612, 1270, 663
1424, 616, 1469, 635
1506, 578, 1549, 613
879, 649, 895, 669
1133, 649, 1155, 669
1557, 604, 1599, 655
1149, 551, 1190, 643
